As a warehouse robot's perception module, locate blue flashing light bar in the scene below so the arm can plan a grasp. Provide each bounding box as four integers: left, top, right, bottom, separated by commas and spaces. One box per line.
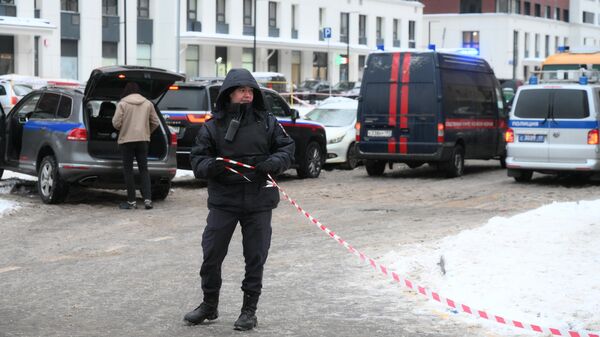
428, 44, 436, 51
579, 75, 588, 85
528, 75, 538, 85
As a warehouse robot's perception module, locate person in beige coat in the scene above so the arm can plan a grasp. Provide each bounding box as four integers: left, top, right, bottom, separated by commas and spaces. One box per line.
112, 82, 160, 209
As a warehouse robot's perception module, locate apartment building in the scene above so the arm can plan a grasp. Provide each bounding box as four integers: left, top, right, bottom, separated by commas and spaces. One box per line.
0, 0, 423, 85
421, 0, 600, 81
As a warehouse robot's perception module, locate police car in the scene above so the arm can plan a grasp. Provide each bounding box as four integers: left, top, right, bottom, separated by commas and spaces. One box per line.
505, 70, 600, 181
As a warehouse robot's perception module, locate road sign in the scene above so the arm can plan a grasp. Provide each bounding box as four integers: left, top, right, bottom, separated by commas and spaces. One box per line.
323, 27, 332, 39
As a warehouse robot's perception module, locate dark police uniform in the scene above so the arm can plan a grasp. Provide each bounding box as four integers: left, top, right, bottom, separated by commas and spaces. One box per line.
189, 68, 295, 302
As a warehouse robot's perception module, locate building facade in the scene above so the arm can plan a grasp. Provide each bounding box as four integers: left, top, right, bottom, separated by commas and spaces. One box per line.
0, 0, 424, 85
421, 0, 600, 81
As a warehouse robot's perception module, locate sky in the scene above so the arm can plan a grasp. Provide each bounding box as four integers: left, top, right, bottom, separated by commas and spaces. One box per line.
2, 170, 599, 336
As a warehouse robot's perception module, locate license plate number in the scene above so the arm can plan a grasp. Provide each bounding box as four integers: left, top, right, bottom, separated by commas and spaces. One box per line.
168, 126, 180, 134
518, 134, 545, 142
367, 129, 392, 138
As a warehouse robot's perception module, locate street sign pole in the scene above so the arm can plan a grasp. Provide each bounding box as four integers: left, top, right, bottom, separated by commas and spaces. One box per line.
323, 27, 332, 97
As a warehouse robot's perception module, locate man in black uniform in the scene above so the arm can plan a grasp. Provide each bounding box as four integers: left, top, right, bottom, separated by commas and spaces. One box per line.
184, 68, 295, 331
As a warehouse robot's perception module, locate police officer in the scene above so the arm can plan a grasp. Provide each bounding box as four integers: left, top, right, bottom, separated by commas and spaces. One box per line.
184, 68, 295, 331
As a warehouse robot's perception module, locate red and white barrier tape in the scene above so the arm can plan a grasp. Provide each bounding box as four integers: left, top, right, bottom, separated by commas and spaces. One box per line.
216, 157, 599, 337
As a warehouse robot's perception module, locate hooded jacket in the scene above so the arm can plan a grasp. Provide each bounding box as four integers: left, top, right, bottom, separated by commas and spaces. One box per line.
112, 93, 160, 144
190, 68, 295, 212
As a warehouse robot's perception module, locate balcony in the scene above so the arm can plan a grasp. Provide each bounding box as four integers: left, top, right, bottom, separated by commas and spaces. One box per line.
137, 18, 153, 44
243, 25, 254, 36
102, 15, 120, 43
269, 27, 279, 38
61, 12, 80, 40
0, 4, 16, 17
216, 22, 229, 34
291, 29, 298, 39
187, 20, 202, 32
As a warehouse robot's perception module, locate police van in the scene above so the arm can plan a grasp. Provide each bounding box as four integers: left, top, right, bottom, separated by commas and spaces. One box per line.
356, 50, 507, 177
505, 70, 600, 182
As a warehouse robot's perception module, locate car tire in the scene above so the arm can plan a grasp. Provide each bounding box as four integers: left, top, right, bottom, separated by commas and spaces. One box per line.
513, 170, 533, 182
38, 155, 69, 204
445, 145, 465, 178
296, 142, 323, 179
341, 143, 359, 170
365, 160, 386, 176
151, 181, 171, 200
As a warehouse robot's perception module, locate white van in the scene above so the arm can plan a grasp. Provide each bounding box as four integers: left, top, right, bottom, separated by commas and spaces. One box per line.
505, 76, 600, 181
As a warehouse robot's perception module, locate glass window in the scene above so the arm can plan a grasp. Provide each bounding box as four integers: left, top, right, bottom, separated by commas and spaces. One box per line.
460, 0, 482, 13
13, 85, 32, 96
291, 5, 297, 30
57, 95, 72, 119
340, 12, 349, 43
138, 0, 149, 18
31, 93, 61, 119
544, 35, 550, 57
496, 0, 509, 13
305, 108, 356, 127
376, 17, 383, 39
462, 31, 480, 50
583, 11, 595, 24
243, 0, 252, 26
534, 3, 541, 17
14, 93, 41, 119
268, 1, 277, 28
408, 20, 416, 48
555, 7, 560, 20
188, 0, 197, 20
216, 0, 225, 23
524, 32, 530, 57
553, 90, 589, 119
441, 69, 496, 117
102, 42, 118, 66
534, 33, 539, 58
61, 39, 78, 80
514, 0, 521, 14
137, 44, 151, 66
524, 1, 530, 15
0, 85, 6, 95
186, 45, 199, 78
393, 19, 399, 41
61, 0, 78, 12
158, 87, 208, 111
359, 15, 367, 40
268, 49, 278, 73
545, 5, 551, 18
102, 0, 117, 16
263, 91, 287, 117
514, 90, 550, 118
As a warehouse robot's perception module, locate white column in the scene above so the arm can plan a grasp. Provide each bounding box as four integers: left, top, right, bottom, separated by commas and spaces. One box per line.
229, 46, 243, 69
200, 45, 217, 77
120, 0, 137, 65
279, 49, 292, 81
301, 50, 313, 81
39, 0, 61, 78
14, 0, 35, 76
152, 0, 178, 71
79, 0, 102, 80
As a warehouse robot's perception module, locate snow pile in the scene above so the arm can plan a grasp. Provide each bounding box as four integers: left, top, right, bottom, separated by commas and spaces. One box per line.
0, 198, 18, 216
382, 200, 600, 334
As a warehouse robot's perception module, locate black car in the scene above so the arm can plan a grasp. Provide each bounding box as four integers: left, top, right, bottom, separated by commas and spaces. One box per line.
0, 66, 183, 203
158, 81, 327, 178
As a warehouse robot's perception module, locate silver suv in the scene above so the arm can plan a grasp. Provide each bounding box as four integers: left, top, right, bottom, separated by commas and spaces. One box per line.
506, 80, 600, 181
0, 66, 184, 203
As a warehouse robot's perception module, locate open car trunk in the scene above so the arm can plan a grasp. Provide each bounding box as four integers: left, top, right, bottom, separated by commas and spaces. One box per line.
85, 100, 168, 160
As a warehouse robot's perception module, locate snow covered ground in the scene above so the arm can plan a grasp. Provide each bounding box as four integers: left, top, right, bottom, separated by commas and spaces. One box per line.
380, 200, 600, 335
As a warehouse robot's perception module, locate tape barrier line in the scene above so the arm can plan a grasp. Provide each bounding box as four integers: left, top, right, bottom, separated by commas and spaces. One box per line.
216, 158, 599, 337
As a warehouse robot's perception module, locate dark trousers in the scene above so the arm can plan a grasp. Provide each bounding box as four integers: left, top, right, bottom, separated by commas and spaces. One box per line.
119, 141, 151, 202
200, 208, 273, 295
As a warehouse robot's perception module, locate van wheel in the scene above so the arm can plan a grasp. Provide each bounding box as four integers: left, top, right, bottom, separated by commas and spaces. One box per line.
38, 155, 69, 204
365, 160, 386, 176
514, 170, 533, 182
297, 142, 322, 178
445, 145, 465, 178
341, 143, 359, 170
151, 181, 171, 200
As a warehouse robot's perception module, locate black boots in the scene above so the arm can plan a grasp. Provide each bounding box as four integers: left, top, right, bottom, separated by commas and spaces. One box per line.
233, 292, 259, 331
183, 292, 219, 325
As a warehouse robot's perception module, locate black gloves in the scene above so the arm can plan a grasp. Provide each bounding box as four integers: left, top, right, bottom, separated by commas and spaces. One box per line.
255, 161, 277, 175
206, 159, 226, 178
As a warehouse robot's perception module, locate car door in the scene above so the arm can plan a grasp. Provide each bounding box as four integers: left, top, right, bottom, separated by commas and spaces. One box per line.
6, 92, 42, 165
547, 88, 595, 164
0, 104, 5, 165
509, 88, 551, 163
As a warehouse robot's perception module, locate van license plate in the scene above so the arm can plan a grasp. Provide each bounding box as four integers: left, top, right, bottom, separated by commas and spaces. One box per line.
367, 130, 392, 138
518, 134, 545, 142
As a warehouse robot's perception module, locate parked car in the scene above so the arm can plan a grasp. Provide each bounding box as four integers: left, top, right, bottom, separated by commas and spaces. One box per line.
0, 65, 183, 203
505, 77, 600, 182
0, 79, 33, 112
158, 80, 327, 178
251, 72, 288, 93
295, 79, 330, 103
304, 97, 361, 169
357, 50, 508, 177
317, 81, 360, 98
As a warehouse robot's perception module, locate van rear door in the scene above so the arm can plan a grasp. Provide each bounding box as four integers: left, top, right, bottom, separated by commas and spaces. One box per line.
546, 88, 597, 165
509, 88, 551, 162
358, 52, 438, 156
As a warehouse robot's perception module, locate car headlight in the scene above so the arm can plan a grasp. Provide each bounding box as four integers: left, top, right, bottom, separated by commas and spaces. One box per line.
328, 134, 345, 144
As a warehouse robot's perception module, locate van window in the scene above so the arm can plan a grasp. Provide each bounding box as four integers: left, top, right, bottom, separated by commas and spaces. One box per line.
514, 90, 550, 118
57, 95, 73, 119
264, 91, 288, 117
441, 69, 496, 117
553, 90, 589, 119
158, 87, 208, 111
31, 93, 61, 119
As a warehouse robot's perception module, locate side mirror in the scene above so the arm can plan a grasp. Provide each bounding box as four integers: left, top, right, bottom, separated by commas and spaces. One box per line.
290, 108, 300, 121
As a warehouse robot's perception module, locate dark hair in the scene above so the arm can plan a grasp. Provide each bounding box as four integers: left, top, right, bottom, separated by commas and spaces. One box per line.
121, 82, 141, 99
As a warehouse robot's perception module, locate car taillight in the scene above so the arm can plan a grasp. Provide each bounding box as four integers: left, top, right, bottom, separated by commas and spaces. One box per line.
66, 128, 87, 141
588, 129, 599, 145
10, 96, 18, 105
355, 122, 361, 142
187, 114, 207, 124
437, 123, 444, 143
170, 132, 177, 146
505, 128, 514, 143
